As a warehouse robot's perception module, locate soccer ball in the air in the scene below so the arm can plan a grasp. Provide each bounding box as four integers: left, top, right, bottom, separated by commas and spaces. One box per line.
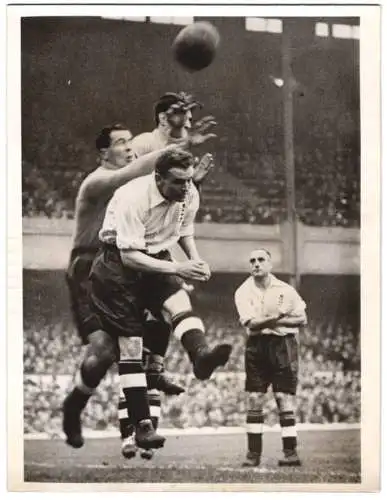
172, 21, 220, 72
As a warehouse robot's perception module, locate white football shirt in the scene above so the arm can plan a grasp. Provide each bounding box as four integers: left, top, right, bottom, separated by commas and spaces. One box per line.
234, 274, 306, 336
99, 173, 199, 255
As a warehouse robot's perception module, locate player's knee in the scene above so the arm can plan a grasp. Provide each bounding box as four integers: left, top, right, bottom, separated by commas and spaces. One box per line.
82, 353, 107, 380
170, 311, 205, 342
248, 392, 265, 410
119, 336, 143, 361
162, 290, 192, 318
88, 330, 117, 367
274, 392, 296, 412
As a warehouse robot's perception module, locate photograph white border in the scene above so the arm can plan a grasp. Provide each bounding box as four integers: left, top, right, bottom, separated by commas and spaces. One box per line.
5, 1, 382, 494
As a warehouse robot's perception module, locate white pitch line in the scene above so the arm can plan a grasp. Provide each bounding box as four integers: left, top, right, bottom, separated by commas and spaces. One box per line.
25, 423, 361, 440
25, 462, 360, 479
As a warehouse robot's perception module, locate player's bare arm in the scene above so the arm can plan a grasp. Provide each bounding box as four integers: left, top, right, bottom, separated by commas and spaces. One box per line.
247, 315, 284, 331
120, 249, 209, 281
82, 147, 177, 199
276, 313, 307, 327
178, 235, 201, 261
178, 236, 211, 280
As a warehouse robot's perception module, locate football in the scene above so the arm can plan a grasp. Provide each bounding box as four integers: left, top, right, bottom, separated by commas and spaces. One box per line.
172, 21, 220, 72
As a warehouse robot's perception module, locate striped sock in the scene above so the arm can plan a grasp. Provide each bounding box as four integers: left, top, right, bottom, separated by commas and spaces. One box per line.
246, 409, 264, 455
148, 390, 161, 430
118, 388, 134, 439
118, 389, 161, 439
173, 312, 207, 362
279, 410, 297, 452
118, 359, 150, 425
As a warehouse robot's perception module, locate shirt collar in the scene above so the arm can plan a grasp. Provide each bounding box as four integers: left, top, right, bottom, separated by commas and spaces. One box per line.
153, 127, 169, 145
249, 274, 283, 290
149, 173, 167, 209
268, 274, 283, 287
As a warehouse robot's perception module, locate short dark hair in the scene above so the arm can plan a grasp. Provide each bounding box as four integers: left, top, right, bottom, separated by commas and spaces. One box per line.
95, 124, 129, 151
154, 92, 200, 125
250, 248, 272, 260
155, 149, 194, 177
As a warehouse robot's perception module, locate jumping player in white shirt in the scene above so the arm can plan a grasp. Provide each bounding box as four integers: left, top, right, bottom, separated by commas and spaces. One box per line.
62, 122, 215, 455
90, 148, 232, 452
120, 91, 216, 458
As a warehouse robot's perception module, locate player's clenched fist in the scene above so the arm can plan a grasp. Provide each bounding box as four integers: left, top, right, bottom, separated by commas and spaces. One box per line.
176, 260, 211, 281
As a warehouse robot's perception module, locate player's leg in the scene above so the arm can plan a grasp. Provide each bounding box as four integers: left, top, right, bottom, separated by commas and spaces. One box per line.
143, 312, 185, 395
118, 336, 164, 450
139, 389, 161, 460
120, 347, 163, 459
162, 289, 232, 380
90, 246, 165, 450
272, 334, 301, 466
120, 389, 162, 460
142, 253, 231, 380
242, 335, 269, 467
63, 329, 118, 448
118, 314, 183, 455
63, 252, 118, 448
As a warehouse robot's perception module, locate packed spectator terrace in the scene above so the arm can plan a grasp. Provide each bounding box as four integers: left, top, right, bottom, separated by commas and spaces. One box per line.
24, 314, 360, 433
23, 273, 360, 433
22, 17, 360, 227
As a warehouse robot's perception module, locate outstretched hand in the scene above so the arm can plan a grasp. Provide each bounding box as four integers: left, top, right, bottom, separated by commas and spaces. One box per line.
189, 115, 217, 146
170, 115, 217, 150
193, 153, 214, 184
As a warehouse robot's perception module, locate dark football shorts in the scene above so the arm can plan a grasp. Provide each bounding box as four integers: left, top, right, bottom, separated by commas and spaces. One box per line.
89, 244, 182, 339
66, 247, 100, 344
244, 334, 299, 394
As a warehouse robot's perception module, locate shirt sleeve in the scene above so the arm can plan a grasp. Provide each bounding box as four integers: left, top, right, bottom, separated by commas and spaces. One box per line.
110, 191, 147, 251
287, 288, 307, 316
180, 185, 200, 237
234, 286, 255, 327
130, 133, 153, 158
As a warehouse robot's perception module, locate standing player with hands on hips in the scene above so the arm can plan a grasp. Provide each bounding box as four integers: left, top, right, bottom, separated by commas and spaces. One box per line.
234, 249, 307, 467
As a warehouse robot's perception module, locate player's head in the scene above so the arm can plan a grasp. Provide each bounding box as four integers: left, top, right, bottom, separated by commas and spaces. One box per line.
154, 92, 200, 134
249, 248, 273, 278
155, 148, 195, 202
96, 124, 134, 167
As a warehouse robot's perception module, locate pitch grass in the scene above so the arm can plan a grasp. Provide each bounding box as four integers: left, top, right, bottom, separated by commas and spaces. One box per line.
24, 429, 360, 484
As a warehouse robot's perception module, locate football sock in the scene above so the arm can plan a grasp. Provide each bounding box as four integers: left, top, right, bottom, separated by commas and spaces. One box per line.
279, 410, 297, 452
246, 409, 264, 455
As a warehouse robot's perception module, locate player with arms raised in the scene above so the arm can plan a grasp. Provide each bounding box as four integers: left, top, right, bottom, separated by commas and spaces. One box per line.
63, 121, 215, 454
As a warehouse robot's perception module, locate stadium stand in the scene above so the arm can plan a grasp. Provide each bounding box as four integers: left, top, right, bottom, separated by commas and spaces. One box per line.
23, 273, 360, 434
22, 144, 360, 226
21, 17, 360, 227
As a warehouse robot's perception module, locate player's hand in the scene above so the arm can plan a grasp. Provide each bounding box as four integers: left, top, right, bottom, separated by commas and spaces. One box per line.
249, 314, 282, 332
262, 316, 281, 328
193, 153, 214, 184
189, 116, 217, 146
182, 281, 195, 294
197, 260, 211, 280
176, 260, 211, 281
